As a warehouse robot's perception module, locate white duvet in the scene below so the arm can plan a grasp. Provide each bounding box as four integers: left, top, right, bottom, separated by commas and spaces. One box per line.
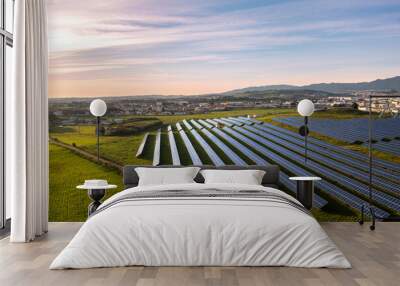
50, 183, 351, 269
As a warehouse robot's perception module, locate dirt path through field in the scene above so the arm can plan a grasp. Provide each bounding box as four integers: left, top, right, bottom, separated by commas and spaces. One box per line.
49, 138, 123, 172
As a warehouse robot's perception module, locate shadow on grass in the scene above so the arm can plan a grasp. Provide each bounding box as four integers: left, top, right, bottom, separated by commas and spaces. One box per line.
173, 130, 193, 165
160, 132, 172, 165
140, 134, 156, 162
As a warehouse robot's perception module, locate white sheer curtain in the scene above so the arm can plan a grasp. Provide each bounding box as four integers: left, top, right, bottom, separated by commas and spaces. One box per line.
8, 0, 49, 242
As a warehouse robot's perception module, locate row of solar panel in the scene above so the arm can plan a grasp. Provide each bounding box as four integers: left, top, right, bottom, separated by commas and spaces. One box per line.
252, 122, 400, 183
176, 122, 202, 165
217, 116, 400, 178
221, 125, 387, 216
270, 117, 400, 173
167, 126, 180, 166
148, 117, 400, 180
166, 119, 388, 213
139, 117, 397, 215
223, 118, 399, 213
242, 124, 399, 193
366, 140, 400, 156
143, 121, 328, 208
135, 132, 149, 158
195, 120, 328, 208
234, 125, 400, 213
275, 117, 400, 143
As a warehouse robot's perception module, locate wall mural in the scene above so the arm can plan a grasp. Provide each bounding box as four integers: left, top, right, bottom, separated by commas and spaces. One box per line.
47, 0, 400, 222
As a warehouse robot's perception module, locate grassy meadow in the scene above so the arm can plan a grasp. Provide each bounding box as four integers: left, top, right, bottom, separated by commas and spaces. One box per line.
49, 144, 123, 221
51, 125, 152, 166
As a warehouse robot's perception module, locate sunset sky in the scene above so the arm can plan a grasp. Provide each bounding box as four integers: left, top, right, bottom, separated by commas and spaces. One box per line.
47, 0, 400, 98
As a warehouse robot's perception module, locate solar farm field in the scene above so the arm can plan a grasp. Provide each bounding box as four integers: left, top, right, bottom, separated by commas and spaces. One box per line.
48, 108, 400, 222
275, 117, 400, 156
137, 117, 400, 219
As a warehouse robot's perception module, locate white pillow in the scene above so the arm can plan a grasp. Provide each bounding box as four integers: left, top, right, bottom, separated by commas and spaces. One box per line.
200, 169, 266, 185
135, 167, 201, 186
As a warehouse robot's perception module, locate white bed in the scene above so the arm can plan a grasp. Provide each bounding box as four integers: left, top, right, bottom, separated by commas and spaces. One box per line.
50, 183, 351, 269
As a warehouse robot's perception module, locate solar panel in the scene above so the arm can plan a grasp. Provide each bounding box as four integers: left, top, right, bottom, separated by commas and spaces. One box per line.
243, 125, 400, 194
200, 128, 247, 166
206, 119, 219, 127
190, 129, 225, 166
253, 123, 400, 183
274, 117, 400, 144
213, 118, 234, 127
176, 122, 183, 131
211, 128, 327, 208
235, 126, 400, 213
238, 117, 263, 124
256, 121, 400, 176
198, 119, 214, 129
369, 140, 400, 156
182, 119, 193, 130
212, 128, 266, 165
167, 126, 181, 166
190, 119, 204, 130
220, 118, 244, 126
242, 117, 400, 174
222, 127, 388, 218
228, 117, 253, 125
136, 132, 149, 157
176, 123, 202, 165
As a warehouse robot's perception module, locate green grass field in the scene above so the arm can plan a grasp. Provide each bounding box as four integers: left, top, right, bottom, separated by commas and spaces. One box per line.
154, 108, 294, 125
51, 125, 152, 166
49, 144, 124, 221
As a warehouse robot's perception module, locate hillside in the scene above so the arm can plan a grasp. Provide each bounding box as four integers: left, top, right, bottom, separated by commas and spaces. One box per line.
225, 76, 400, 94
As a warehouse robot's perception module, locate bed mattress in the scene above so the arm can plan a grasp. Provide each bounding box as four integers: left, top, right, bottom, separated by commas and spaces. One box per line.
50, 183, 350, 269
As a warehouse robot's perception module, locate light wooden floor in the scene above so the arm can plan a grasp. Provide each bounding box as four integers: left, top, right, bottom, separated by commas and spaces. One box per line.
0, 222, 398, 286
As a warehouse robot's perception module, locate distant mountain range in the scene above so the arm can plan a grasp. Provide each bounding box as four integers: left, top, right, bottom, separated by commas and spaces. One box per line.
49, 76, 400, 101
225, 76, 400, 94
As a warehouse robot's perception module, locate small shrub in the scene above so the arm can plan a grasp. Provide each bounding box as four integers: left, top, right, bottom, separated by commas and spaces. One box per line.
352, 140, 364, 145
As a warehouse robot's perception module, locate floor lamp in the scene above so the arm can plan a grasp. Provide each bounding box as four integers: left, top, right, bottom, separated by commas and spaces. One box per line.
89, 99, 107, 161
297, 99, 315, 163
359, 94, 400, 230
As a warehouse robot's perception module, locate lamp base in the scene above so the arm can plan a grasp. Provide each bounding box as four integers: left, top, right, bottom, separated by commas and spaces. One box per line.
359, 204, 400, 231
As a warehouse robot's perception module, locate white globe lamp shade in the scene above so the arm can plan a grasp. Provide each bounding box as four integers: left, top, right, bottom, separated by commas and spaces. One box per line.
297, 99, 315, 117
90, 99, 107, 117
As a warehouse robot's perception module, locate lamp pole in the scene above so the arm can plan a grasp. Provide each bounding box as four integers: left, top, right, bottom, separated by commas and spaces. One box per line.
97, 116, 100, 161
297, 99, 314, 165
90, 99, 107, 162
304, 116, 308, 163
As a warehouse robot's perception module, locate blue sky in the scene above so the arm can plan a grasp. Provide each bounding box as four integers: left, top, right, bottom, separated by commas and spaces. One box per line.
47, 0, 400, 97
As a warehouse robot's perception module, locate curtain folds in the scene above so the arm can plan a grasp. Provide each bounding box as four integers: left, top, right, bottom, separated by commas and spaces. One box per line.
9, 0, 49, 242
